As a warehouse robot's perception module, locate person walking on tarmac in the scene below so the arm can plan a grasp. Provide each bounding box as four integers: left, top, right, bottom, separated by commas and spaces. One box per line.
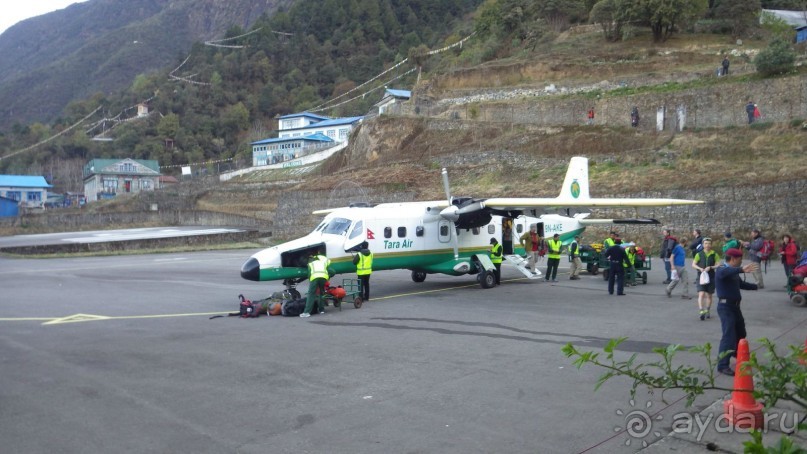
301, 249, 331, 318
605, 239, 630, 295
569, 235, 582, 280
665, 238, 692, 300
545, 234, 562, 282
520, 224, 541, 275
352, 241, 373, 301
489, 237, 503, 285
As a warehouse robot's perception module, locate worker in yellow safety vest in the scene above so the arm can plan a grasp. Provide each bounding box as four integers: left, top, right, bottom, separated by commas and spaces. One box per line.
489, 237, 503, 285
624, 245, 637, 286
301, 249, 331, 318
545, 233, 563, 282
352, 241, 374, 301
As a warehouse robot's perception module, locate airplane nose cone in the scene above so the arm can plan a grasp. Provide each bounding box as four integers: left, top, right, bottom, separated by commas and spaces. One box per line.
240, 257, 260, 281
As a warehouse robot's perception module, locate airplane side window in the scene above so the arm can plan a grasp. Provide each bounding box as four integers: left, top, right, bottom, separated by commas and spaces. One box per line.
384, 227, 392, 238
416, 226, 424, 237
349, 221, 364, 240
472, 227, 480, 235
397, 227, 406, 238
488, 225, 495, 234
440, 225, 448, 236
516, 224, 523, 234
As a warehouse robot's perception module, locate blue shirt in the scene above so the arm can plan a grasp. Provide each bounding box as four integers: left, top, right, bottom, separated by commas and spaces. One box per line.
715, 264, 757, 302
671, 244, 686, 267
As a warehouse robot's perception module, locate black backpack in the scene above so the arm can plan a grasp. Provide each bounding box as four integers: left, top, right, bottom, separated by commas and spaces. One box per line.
281, 298, 308, 317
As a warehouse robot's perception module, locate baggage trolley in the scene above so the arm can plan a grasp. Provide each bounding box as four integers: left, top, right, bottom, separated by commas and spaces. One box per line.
325, 278, 364, 310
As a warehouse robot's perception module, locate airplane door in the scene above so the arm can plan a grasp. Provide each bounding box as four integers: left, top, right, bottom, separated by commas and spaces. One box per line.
502, 218, 513, 254
344, 220, 366, 252
438, 220, 452, 244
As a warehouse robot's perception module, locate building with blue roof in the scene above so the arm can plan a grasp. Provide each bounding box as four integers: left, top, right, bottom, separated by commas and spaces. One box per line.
251, 112, 363, 166
374, 88, 411, 116
0, 175, 52, 209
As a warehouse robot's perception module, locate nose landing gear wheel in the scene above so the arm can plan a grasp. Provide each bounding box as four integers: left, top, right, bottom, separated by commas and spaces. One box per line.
411, 271, 427, 282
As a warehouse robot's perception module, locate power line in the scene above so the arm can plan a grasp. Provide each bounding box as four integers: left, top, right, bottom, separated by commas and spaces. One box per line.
1, 106, 102, 161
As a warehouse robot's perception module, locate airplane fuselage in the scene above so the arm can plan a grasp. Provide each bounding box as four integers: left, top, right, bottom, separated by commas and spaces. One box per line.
240, 201, 585, 283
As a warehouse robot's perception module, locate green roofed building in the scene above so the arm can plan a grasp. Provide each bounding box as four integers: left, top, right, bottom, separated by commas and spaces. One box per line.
83, 158, 161, 202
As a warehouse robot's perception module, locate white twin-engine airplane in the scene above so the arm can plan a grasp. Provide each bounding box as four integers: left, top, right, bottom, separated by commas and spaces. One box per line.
240, 157, 703, 295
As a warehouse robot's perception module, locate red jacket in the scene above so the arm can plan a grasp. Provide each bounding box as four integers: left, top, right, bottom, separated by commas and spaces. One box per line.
780, 242, 798, 265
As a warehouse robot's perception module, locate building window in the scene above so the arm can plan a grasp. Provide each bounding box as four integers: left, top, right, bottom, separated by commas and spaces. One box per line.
103, 179, 118, 192
27, 192, 42, 202
6, 191, 21, 201
282, 120, 294, 129
327, 130, 336, 138
120, 162, 135, 173
339, 129, 348, 140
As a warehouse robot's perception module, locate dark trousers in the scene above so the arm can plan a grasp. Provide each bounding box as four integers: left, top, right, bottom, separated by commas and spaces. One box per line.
717, 302, 746, 371
664, 259, 671, 281
608, 262, 625, 295
545, 258, 560, 280
304, 278, 326, 314
493, 263, 501, 285
359, 275, 370, 300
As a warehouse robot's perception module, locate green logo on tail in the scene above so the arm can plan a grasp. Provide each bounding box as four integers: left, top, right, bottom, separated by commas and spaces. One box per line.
571, 180, 581, 198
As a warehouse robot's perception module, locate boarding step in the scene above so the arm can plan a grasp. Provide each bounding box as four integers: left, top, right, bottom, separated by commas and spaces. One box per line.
504, 254, 543, 279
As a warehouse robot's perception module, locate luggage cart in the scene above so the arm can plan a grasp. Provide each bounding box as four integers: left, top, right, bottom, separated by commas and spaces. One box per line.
601, 252, 650, 285
324, 278, 364, 310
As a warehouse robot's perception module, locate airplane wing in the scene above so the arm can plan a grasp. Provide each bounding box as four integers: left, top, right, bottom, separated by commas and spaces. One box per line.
481, 197, 703, 210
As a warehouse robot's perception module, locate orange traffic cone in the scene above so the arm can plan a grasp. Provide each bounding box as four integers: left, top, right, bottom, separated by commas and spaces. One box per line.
723, 338, 764, 429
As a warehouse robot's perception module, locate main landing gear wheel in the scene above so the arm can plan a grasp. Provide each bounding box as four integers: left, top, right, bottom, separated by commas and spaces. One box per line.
792, 294, 806, 307
354, 297, 363, 308
411, 271, 427, 283
288, 288, 301, 299
479, 271, 496, 289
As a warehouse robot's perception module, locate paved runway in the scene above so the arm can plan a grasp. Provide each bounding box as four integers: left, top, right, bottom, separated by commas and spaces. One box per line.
0, 227, 246, 248
0, 250, 804, 453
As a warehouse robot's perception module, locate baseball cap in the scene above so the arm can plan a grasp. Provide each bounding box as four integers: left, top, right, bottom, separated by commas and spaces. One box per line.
725, 248, 743, 258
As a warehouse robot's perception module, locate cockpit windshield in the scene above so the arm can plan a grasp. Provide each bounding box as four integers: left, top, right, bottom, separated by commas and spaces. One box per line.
319, 217, 353, 235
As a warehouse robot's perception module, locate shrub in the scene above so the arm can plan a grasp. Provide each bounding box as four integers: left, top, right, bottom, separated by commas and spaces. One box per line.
754, 38, 796, 76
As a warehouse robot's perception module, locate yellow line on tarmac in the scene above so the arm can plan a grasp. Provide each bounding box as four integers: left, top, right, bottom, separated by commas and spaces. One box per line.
2, 277, 535, 325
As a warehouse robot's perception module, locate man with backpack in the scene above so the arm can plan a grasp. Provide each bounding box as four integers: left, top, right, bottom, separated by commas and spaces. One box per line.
743, 229, 765, 289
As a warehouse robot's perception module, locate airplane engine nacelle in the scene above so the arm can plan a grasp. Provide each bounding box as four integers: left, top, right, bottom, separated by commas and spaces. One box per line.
455, 211, 492, 229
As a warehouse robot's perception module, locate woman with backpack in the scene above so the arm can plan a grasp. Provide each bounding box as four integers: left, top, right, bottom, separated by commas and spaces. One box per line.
780, 234, 799, 278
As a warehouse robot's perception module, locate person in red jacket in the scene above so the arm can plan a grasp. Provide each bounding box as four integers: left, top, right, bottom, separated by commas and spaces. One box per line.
780, 234, 798, 278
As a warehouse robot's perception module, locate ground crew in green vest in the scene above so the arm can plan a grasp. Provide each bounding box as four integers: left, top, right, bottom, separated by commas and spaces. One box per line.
569, 235, 582, 280
301, 249, 331, 318
545, 234, 562, 282
489, 237, 503, 285
603, 231, 617, 249
352, 241, 373, 301
624, 245, 637, 286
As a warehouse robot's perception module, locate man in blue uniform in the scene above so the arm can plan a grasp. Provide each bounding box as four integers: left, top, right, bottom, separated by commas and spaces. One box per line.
605, 239, 630, 295
715, 248, 759, 375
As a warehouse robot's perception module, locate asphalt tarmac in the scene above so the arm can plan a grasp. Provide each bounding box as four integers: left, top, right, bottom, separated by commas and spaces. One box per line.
1, 250, 804, 453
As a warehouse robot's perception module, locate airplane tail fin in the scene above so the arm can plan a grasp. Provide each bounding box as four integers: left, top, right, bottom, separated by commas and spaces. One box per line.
558, 157, 590, 201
